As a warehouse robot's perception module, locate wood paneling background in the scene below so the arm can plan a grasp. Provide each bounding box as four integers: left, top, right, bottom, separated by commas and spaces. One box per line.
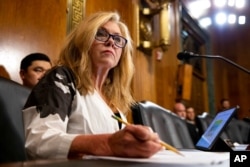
0, 0, 67, 83
211, 25, 250, 119
0, 0, 249, 118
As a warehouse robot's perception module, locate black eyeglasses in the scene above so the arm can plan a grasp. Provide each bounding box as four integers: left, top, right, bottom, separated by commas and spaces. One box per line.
95, 28, 127, 48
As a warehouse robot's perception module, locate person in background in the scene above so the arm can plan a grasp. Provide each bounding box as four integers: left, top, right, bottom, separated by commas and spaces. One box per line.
173, 102, 200, 144
19, 53, 52, 89
22, 12, 162, 160
173, 101, 187, 119
219, 98, 238, 119
186, 106, 200, 144
220, 98, 231, 110
186, 106, 196, 125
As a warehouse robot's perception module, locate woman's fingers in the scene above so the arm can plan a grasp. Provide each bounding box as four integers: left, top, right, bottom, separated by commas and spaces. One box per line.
108, 125, 162, 158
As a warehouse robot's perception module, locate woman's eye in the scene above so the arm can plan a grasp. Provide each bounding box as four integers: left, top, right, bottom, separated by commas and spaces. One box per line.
97, 30, 107, 37
114, 36, 121, 42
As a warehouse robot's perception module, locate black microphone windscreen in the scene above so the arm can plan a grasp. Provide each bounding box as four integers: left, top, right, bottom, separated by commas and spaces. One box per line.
177, 51, 197, 60
177, 52, 188, 60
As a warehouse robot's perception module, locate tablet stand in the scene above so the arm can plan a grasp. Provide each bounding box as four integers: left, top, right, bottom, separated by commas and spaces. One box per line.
211, 137, 233, 152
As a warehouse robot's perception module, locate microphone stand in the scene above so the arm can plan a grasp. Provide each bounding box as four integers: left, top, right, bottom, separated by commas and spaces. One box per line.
197, 54, 250, 75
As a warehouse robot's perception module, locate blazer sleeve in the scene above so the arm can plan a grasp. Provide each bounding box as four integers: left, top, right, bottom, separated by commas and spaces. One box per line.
23, 66, 78, 159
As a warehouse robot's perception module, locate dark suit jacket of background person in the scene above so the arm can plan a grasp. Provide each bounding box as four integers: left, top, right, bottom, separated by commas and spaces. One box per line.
186, 121, 200, 145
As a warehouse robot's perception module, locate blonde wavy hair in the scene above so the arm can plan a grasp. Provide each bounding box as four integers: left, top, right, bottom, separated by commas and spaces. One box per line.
57, 11, 135, 113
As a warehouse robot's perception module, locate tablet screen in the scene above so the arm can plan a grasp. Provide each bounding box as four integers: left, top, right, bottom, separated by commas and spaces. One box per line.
196, 107, 237, 150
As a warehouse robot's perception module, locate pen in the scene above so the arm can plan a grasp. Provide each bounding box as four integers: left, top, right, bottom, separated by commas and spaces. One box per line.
111, 115, 184, 156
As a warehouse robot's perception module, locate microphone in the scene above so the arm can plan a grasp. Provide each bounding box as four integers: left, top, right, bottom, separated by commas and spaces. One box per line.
177, 51, 250, 75
177, 51, 200, 60
177, 51, 222, 61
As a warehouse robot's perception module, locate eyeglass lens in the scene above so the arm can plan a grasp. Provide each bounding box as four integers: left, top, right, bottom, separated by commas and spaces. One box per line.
95, 28, 127, 48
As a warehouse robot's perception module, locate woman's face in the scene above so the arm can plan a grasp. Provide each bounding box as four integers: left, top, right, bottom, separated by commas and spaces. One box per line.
89, 21, 124, 72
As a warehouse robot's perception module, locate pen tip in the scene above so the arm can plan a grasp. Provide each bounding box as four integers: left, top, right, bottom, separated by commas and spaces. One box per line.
179, 152, 185, 157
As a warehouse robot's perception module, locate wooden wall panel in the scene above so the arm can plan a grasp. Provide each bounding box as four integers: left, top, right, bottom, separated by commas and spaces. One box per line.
1, 0, 245, 117
0, 0, 183, 113
0, 0, 67, 83
177, 64, 193, 101
154, 1, 181, 109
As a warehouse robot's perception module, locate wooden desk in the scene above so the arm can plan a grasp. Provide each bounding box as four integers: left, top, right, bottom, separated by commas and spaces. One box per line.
0, 149, 233, 167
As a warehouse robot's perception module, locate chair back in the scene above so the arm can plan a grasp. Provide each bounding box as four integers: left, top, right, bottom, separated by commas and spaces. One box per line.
0, 77, 30, 163
224, 119, 250, 144
132, 101, 194, 149
195, 112, 214, 135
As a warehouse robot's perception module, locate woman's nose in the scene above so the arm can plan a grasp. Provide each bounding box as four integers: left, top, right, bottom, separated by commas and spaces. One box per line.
105, 37, 115, 47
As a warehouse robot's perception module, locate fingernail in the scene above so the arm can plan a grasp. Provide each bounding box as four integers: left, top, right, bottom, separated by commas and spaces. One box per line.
148, 127, 153, 133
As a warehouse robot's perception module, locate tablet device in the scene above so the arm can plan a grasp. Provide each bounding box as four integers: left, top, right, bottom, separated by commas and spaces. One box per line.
195, 106, 239, 151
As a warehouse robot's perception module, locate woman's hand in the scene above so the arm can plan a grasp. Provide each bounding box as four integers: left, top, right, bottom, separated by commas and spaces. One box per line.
108, 125, 162, 158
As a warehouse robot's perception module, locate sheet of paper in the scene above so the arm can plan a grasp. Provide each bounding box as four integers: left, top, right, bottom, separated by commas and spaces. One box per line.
233, 144, 249, 151
83, 150, 229, 165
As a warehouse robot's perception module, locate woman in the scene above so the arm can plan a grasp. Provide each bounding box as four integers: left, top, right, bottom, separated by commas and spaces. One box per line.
23, 12, 162, 159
